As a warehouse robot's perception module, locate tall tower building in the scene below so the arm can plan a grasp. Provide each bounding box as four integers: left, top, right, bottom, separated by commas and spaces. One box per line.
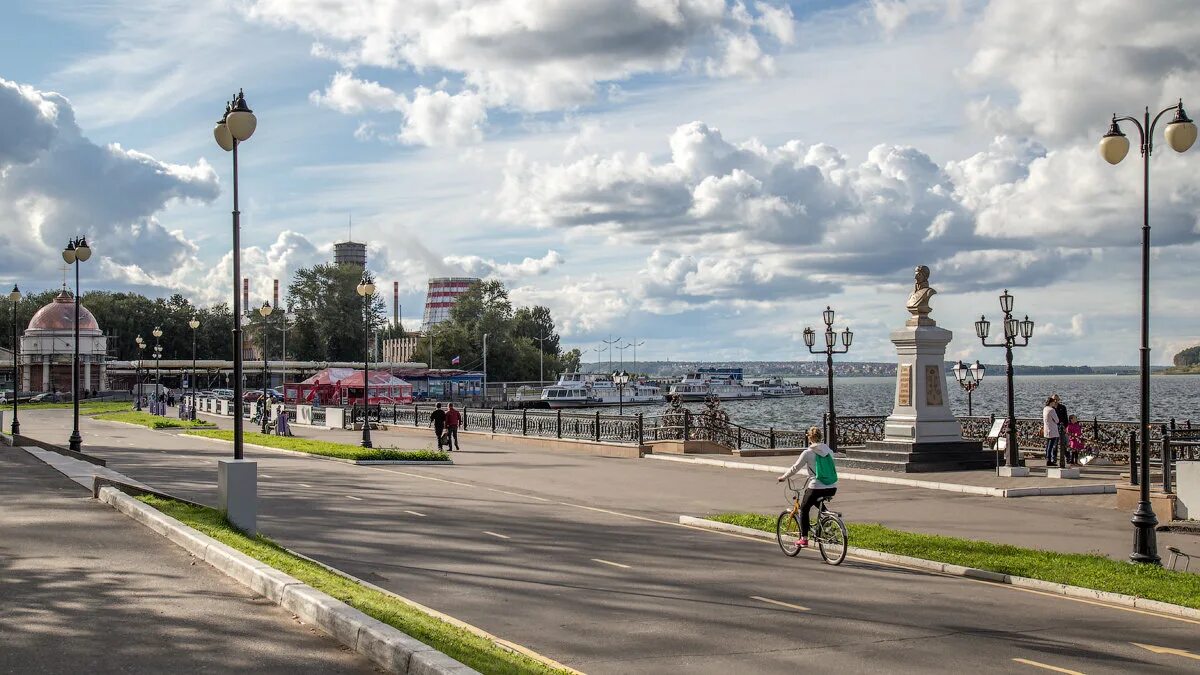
420, 277, 479, 331
334, 240, 367, 267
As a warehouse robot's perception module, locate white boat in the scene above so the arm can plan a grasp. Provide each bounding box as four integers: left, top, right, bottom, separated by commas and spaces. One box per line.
668, 368, 762, 401
540, 373, 594, 407
539, 373, 664, 408
754, 377, 803, 397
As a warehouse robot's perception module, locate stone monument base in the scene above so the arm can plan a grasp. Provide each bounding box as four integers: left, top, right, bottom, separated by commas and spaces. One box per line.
839, 439, 992, 473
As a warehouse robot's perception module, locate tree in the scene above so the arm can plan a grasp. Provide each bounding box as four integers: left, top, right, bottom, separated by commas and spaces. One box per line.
287, 264, 385, 362
1175, 345, 1200, 367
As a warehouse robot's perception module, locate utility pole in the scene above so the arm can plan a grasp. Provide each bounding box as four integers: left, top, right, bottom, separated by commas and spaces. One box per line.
482, 333, 489, 405
629, 338, 645, 376
601, 334, 622, 374
535, 332, 549, 385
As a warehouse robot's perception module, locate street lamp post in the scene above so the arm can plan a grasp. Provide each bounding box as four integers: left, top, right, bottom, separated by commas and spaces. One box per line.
152, 326, 163, 415
189, 317, 200, 419
135, 336, 145, 410
272, 310, 294, 403
975, 290, 1035, 475
951, 360, 985, 417
613, 370, 629, 415
8, 285, 20, 435
62, 236, 91, 451
1099, 99, 1196, 565
214, 88, 257, 461
258, 301, 272, 434
535, 332, 549, 386
356, 274, 375, 448
804, 306, 852, 452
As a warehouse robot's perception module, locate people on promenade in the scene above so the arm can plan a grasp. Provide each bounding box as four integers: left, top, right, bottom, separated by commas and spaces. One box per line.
776, 426, 838, 549
1053, 394, 1069, 464
429, 403, 447, 450
1042, 396, 1061, 465
1066, 414, 1084, 465
444, 403, 461, 451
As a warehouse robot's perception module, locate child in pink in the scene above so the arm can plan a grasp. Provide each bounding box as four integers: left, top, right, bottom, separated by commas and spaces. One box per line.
1066, 414, 1085, 464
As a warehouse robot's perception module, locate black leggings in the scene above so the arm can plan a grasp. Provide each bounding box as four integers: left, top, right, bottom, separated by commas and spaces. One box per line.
800, 487, 837, 537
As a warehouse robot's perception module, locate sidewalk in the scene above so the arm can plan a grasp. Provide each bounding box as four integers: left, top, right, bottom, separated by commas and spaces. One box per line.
0, 446, 376, 675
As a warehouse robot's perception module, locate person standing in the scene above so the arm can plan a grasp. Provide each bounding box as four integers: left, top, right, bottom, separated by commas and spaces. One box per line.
444, 403, 461, 451
1042, 396, 1061, 466
1052, 394, 1069, 464
1065, 414, 1084, 465
429, 403, 447, 450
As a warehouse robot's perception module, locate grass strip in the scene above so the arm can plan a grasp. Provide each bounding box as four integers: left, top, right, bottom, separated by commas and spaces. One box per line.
185, 429, 449, 462
136, 495, 567, 675
708, 513, 1200, 610
95, 410, 213, 429
21, 401, 133, 414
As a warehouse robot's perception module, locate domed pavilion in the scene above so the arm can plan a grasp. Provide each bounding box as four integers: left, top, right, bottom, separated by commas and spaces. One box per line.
19, 289, 108, 394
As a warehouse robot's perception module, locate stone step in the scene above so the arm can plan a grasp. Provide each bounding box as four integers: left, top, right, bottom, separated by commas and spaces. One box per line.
837, 456, 998, 473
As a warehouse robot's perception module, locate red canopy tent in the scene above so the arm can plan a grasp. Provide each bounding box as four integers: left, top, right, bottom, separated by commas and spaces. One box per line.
285, 368, 413, 405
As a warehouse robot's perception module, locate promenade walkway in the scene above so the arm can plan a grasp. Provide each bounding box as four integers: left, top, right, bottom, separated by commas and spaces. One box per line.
0, 444, 375, 675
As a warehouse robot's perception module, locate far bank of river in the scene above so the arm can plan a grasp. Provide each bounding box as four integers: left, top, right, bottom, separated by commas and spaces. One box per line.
574, 374, 1200, 431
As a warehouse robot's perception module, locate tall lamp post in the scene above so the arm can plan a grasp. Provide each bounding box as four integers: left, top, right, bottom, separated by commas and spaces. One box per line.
803, 306, 852, 452
152, 326, 163, 415
1099, 99, 1196, 565
258, 301, 272, 434
975, 290, 1034, 476
951, 360, 985, 416
356, 274, 376, 448
214, 89, 257, 461
63, 236, 91, 451
188, 317, 200, 419
535, 332, 549, 386
613, 370, 629, 415
272, 309, 294, 402
8, 285, 20, 435
135, 336, 145, 409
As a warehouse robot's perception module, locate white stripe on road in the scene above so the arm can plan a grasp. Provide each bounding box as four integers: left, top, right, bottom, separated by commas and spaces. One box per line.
591, 558, 630, 569
1011, 658, 1085, 674
345, 495, 363, 501
483, 531, 510, 539
261, 474, 273, 478
486, 487, 551, 502
404, 510, 427, 517
750, 596, 809, 612
297, 483, 312, 488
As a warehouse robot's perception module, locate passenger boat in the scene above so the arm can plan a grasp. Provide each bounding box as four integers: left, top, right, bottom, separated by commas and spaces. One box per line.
540, 373, 664, 408
668, 368, 762, 401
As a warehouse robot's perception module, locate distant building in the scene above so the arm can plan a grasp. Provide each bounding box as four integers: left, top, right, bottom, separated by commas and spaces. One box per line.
19, 288, 108, 393
382, 334, 425, 364
334, 240, 367, 267
420, 277, 479, 331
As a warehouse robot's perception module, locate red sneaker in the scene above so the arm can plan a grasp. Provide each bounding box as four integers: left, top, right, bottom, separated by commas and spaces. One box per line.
798, 538, 808, 548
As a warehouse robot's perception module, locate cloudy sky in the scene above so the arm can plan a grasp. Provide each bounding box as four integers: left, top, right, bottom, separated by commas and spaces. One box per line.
2, 0, 1199, 366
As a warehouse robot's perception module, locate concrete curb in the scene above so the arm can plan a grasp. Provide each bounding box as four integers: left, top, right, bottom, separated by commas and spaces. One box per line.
678, 516, 1200, 622
97, 485, 479, 674
185, 434, 454, 466
647, 454, 1117, 498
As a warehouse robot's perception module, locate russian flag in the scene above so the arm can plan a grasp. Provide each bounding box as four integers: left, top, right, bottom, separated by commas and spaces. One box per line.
451, 355, 461, 365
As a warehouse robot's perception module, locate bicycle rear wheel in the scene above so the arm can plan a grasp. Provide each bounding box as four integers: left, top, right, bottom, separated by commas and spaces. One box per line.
775, 511, 802, 557
817, 512, 848, 565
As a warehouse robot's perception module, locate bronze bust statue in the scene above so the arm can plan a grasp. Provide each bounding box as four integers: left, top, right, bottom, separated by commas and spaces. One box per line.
906, 265, 936, 320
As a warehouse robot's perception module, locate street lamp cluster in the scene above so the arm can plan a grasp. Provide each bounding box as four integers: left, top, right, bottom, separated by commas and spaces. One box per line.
62, 236, 91, 451
975, 290, 1034, 475
8, 286, 20, 436
258, 300, 273, 434
803, 306, 852, 452
612, 370, 630, 414
356, 273, 376, 448
951, 360, 985, 417
1099, 98, 1196, 565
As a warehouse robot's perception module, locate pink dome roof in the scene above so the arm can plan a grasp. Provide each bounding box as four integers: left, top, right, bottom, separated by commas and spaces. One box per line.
26, 290, 100, 333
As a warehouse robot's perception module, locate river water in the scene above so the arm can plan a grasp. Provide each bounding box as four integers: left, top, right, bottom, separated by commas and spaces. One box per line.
576, 374, 1200, 430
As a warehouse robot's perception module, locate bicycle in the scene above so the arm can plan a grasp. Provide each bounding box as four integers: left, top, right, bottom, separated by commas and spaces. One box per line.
776, 477, 848, 565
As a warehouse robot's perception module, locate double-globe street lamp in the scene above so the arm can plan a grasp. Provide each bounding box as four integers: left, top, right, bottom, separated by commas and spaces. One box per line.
1099, 98, 1196, 565
63, 237, 91, 451
803, 306, 852, 452
356, 274, 376, 448
951, 360, 985, 417
189, 316, 200, 419
135, 336, 145, 410
152, 326, 163, 415
214, 89, 257, 461
975, 290, 1034, 475
612, 370, 630, 415
258, 301, 273, 434
8, 285, 20, 435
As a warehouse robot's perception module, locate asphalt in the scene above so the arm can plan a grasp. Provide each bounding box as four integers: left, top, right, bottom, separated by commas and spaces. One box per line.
0, 442, 377, 675
13, 410, 1200, 674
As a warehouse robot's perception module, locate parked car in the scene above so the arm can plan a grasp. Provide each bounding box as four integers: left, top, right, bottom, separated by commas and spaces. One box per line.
30, 392, 71, 403
212, 389, 234, 400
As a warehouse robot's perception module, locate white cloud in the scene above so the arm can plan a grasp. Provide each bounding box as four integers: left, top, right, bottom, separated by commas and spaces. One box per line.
309, 71, 405, 113
442, 249, 564, 280
310, 74, 485, 146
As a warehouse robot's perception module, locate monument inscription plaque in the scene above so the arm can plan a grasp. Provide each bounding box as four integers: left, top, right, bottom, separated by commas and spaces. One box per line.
898, 364, 912, 406
925, 365, 943, 406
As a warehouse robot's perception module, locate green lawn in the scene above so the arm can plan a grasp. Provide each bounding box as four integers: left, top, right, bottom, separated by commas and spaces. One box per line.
708, 513, 1200, 610
185, 430, 449, 462
19, 401, 133, 414
137, 495, 567, 675
94, 410, 213, 430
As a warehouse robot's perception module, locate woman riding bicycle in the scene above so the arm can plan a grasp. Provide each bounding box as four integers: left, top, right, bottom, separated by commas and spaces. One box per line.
777, 426, 838, 548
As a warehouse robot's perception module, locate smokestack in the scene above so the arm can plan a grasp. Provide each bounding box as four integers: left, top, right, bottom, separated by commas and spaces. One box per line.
273, 279, 279, 308
393, 282, 399, 328
242, 278, 249, 314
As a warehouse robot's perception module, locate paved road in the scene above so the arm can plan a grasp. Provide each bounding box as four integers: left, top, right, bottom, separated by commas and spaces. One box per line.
15, 410, 1200, 674
0, 443, 377, 675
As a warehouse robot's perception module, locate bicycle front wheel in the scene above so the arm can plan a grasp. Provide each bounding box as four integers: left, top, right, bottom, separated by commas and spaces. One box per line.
817, 513, 848, 565
776, 511, 802, 557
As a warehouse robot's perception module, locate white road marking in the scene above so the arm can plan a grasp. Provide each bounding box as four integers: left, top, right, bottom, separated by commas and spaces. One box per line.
1011, 658, 1085, 674
591, 558, 631, 569
345, 495, 363, 501
404, 510, 427, 517
486, 487, 550, 502
297, 483, 313, 488
483, 531, 510, 539
1132, 642, 1200, 661
750, 595, 809, 612
261, 474, 273, 478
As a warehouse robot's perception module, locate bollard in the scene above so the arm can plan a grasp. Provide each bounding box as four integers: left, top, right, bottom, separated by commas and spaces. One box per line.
1129, 430, 1138, 486
1163, 433, 1173, 494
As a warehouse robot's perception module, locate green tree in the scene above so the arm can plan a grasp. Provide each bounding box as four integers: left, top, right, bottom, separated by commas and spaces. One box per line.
287, 264, 385, 362
1174, 345, 1200, 367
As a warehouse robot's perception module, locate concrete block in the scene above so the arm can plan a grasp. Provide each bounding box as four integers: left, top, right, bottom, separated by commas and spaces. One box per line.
355, 619, 433, 673
998, 465, 1030, 477
1176, 461, 1200, 520
281, 584, 365, 651
204, 543, 269, 589
1045, 467, 1081, 479
408, 649, 480, 675
218, 459, 257, 535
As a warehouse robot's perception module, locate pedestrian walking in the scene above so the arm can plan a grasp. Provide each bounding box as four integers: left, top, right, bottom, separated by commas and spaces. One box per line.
1042, 396, 1061, 466
444, 403, 461, 451
429, 403, 447, 450
167, 392, 176, 408
1066, 414, 1084, 465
